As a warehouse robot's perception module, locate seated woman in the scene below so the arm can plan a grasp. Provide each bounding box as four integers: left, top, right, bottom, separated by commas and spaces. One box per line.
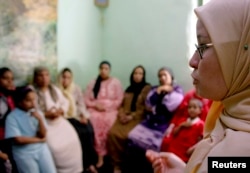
58, 67, 97, 173
128, 67, 184, 152
161, 98, 204, 163
32, 66, 83, 173
84, 61, 123, 168
124, 67, 184, 173
107, 65, 151, 173
0, 67, 17, 173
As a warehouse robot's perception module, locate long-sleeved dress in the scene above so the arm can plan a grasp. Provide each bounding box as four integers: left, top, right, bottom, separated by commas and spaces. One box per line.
85, 77, 123, 156
128, 85, 184, 152
59, 83, 97, 169
107, 84, 151, 170
33, 85, 83, 173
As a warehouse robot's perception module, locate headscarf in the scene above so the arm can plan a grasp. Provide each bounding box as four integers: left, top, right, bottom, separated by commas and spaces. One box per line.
93, 61, 111, 99
125, 65, 148, 111
158, 66, 174, 85
58, 68, 77, 117
186, 0, 250, 172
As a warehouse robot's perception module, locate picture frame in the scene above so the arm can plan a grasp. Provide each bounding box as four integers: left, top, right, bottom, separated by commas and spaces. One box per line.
95, 0, 109, 7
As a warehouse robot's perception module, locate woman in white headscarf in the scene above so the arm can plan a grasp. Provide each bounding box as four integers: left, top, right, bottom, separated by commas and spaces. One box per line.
146, 0, 250, 173
58, 67, 98, 173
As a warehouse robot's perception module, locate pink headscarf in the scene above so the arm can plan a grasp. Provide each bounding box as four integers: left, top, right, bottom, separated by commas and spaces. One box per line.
185, 0, 250, 172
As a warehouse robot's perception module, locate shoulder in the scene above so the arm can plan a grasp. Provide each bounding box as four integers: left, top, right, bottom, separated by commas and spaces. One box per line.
110, 77, 121, 84
87, 79, 96, 87
73, 84, 82, 92
51, 85, 62, 93
173, 84, 184, 94
6, 109, 21, 121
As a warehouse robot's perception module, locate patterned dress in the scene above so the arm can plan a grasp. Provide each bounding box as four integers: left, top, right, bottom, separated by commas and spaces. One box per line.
85, 77, 123, 156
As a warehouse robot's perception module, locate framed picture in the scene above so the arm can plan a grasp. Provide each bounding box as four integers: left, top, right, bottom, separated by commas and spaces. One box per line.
95, 0, 109, 7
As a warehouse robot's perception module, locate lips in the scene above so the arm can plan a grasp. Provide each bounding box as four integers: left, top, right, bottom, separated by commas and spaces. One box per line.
191, 73, 198, 85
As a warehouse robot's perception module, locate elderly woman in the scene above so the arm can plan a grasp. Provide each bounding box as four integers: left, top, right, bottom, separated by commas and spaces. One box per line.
84, 61, 123, 168
146, 0, 250, 173
125, 67, 183, 173
32, 66, 82, 173
128, 67, 184, 152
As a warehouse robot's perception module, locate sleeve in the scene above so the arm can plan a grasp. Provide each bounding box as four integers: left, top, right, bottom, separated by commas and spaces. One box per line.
5, 113, 21, 139
117, 93, 126, 116
145, 87, 158, 108
75, 85, 90, 119
37, 110, 48, 129
131, 85, 151, 121
105, 78, 124, 110
162, 85, 184, 112
84, 80, 97, 108
54, 86, 69, 115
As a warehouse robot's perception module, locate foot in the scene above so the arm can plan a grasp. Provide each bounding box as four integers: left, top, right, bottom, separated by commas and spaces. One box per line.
96, 155, 104, 168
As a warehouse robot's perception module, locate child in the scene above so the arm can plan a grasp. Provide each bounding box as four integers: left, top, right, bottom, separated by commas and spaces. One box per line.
161, 98, 204, 162
5, 86, 56, 173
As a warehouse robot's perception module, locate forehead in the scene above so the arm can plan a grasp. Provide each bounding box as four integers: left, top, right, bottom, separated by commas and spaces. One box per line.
100, 64, 110, 69
134, 67, 144, 73
196, 20, 211, 43
189, 99, 200, 106
63, 71, 72, 76
159, 69, 170, 76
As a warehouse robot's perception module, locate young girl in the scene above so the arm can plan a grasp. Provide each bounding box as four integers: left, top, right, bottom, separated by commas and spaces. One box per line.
161, 98, 204, 162
5, 86, 56, 173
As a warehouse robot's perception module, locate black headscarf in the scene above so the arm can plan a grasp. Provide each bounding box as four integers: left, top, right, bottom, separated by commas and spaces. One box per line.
125, 65, 148, 111
93, 61, 111, 99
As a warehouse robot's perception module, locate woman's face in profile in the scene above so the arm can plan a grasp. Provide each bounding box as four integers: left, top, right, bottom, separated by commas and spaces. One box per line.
133, 67, 144, 83
99, 64, 110, 79
61, 71, 72, 88
189, 20, 227, 101
158, 70, 172, 86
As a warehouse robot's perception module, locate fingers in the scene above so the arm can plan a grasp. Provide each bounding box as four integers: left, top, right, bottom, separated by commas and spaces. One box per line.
146, 150, 164, 173
146, 150, 159, 163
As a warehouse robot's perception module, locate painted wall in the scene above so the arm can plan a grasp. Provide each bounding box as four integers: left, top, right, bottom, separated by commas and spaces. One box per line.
57, 0, 102, 88
102, 0, 197, 92
58, 0, 198, 92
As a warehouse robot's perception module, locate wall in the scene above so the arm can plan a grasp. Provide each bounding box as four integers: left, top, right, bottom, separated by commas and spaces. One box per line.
57, 0, 102, 88
102, 0, 197, 92
58, 0, 198, 92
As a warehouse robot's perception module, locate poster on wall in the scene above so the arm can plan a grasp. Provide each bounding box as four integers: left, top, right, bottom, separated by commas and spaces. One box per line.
0, 0, 58, 86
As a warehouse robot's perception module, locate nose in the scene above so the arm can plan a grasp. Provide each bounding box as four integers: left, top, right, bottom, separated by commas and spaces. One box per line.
189, 52, 200, 69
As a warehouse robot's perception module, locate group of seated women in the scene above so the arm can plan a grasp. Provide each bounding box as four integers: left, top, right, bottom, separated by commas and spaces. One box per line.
0, 60, 211, 173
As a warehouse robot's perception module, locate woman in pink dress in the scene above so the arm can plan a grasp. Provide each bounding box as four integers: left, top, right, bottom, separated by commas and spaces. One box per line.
85, 61, 123, 168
